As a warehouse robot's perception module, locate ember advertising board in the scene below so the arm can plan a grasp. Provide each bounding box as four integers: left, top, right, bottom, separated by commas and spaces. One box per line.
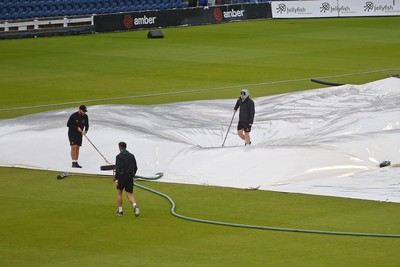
94, 3, 272, 33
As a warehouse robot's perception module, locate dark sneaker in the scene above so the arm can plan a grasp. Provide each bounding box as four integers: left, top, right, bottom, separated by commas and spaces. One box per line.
72, 162, 82, 168
245, 141, 252, 146
134, 205, 140, 217
115, 211, 124, 216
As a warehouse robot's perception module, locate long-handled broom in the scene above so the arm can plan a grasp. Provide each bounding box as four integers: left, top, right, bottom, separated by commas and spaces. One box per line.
83, 133, 115, 171
222, 110, 236, 147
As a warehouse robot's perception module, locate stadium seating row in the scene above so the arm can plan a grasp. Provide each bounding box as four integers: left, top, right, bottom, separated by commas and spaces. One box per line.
0, 0, 186, 21
0, 0, 280, 21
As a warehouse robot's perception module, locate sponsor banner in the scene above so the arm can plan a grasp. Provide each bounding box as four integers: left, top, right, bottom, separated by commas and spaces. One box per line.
271, 0, 339, 18
94, 3, 272, 33
338, 0, 400, 17
271, 0, 400, 18
94, 10, 181, 33
212, 4, 272, 23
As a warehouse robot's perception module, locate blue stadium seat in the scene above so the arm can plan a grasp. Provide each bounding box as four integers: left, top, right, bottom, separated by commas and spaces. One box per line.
0, 0, 186, 20
129, 4, 140, 11
103, 0, 112, 8
64, 2, 74, 16
57, 3, 67, 15
136, 4, 146, 11
0, 7, 10, 21
97, 1, 105, 8
110, 0, 122, 12
69, 2, 82, 15
17, 5, 26, 13
6, 14, 15, 21
163, 2, 174, 9
0, 6, 10, 14
25, 5, 34, 16
123, 0, 132, 11
88, 1, 96, 11
48, 4, 63, 17
9, 5, 18, 15
81, 2, 89, 11
33, 4, 42, 13
118, 5, 129, 12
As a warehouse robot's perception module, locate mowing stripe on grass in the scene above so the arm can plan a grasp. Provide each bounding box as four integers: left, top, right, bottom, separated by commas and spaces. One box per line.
1, 67, 399, 112
137, 183, 400, 238
10, 166, 400, 238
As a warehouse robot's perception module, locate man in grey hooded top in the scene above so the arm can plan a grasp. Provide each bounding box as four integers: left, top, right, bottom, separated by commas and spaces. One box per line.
234, 89, 255, 146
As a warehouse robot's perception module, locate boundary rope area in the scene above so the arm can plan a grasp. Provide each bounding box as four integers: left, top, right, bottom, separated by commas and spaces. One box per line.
7, 166, 400, 238
136, 182, 400, 238
1, 67, 399, 112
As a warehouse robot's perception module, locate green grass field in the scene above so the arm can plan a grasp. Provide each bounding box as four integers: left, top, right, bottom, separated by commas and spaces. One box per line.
1, 17, 400, 266
1, 17, 400, 118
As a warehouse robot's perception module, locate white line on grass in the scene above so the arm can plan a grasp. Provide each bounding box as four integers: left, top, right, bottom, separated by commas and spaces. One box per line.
1, 67, 399, 112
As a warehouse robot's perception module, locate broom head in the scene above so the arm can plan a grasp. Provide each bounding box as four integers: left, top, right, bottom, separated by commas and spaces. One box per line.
101, 164, 115, 171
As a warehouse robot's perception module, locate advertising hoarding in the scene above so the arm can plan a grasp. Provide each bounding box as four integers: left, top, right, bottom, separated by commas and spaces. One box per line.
338, 0, 400, 17
271, 0, 338, 18
94, 3, 272, 33
271, 0, 400, 18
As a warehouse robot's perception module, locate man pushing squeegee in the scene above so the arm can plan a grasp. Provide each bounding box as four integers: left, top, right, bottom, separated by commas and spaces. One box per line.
66, 104, 114, 170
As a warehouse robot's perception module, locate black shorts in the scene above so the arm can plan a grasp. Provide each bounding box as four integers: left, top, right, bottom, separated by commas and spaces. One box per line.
237, 122, 252, 132
69, 133, 82, 146
116, 174, 134, 193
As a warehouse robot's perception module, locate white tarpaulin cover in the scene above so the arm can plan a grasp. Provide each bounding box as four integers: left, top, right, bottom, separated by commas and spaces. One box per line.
1, 78, 400, 202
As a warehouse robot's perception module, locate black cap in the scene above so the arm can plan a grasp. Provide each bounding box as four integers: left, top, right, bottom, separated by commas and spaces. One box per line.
79, 105, 88, 112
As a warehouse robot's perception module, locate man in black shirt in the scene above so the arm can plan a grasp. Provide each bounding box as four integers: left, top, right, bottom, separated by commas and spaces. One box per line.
67, 105, 89, 168
234, 89, 255, 146
114, 142, 140, 217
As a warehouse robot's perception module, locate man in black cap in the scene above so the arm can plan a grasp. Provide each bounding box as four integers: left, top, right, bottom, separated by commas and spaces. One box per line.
114, 141, 140, 217
67, 105, 89, 168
